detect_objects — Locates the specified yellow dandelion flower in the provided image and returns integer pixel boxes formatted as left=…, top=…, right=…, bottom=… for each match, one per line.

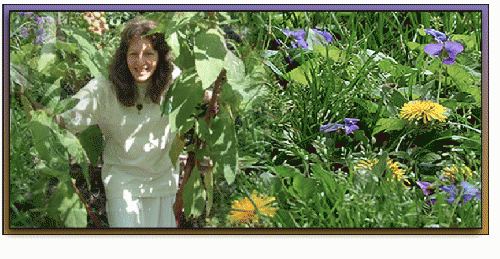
left=228, top=190, right=278, bottom=224
left=354, top=159, right=377, bottom=171
left=442, top=165, right=473, bottom=180
left=399, top=100, right=447, bottom=123
left=355, top=158, right=410, bottom=187
left=387, top=159, right=411, bottom=187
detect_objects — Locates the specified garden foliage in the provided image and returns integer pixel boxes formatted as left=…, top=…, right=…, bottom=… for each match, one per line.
left=9, top=11, right=483, bottom=228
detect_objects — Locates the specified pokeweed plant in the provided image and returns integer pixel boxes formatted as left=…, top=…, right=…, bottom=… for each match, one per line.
left=146, top=12, right=254, bottom=224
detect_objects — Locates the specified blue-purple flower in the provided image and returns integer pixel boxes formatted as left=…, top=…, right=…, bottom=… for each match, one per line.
left=461, top=181, right=481, bottom=203
left=282, top=29, right=308, bottom=49
left=440, top=185, right=458, bottom=204
left=19, top=27, right=29, bottom=38
left=282, top=28, right=334, bottom=49
left=320, top=118, right=360, bottom=135
left=416, top=181, right=434, bottom=196
left=312, top=29, right=333, bottom=43
left=423, top=28, right=464, bottom=65
left=439, top=181, right=480, bottom=204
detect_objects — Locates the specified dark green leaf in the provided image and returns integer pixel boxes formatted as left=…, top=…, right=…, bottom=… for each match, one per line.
left=182, top=166, right=206, bottom=218
left=78, top=125, right=104, bottom=166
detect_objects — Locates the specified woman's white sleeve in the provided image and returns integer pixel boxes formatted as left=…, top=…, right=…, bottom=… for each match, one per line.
left=61, top=78, right=106, bottom=134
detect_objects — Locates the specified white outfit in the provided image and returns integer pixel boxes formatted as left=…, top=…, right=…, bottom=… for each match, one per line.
left=62, top=73, right=180, bottom=228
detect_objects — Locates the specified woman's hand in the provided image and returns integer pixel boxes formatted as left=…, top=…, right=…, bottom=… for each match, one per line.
left=202, top=90, right=212, bottom=103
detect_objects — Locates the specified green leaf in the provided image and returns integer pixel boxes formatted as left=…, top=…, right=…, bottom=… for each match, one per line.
left=194, top=29, right=228, bottom=89
left=306, top=28, right=329, bottom=48
left=167, top=69, right=204, bottom=134
left=373, top=118, right=406, bottom=135
left=48, top=179, right=87, bottom=227
left=224, top=51, right=245, bottom=86
left=40, top=78, right=62, bottom=109
left=313, top=45, right=342, bottom=61
left=37, top=51, right=56, bottom=73
left=29, top=111, right=69, bottom=172
left=204, top=167, right=214, bottom=216
left=389, top=89, right=408, bottom=109
left=406, top=41, right=422, bottom=51
left=58, top=130, right=90, bottom=186
left=419, top=152, right=441, bottom=163
left=174, top=33, right=196, bottom=70
left=451, top=34, right=476, bottom=50
left=55, top=39, right=78, bottom=54
left=182, top=166, right=206, bottom=218
left=271, top=165, right=299, bottom=178
left=211, top=106, right=238, bottom=185
left=61, top=26, right=107, bottom=77
left=287, top=58, right=319, bottom=85
left=275, top=209, right=299, bottom=228
left=373, top=152, right=389, bottom=178
left=78, top=125, right=104, bottom=166
left=447, top=64, right=481, bottom=106
left=169, top=134, right=185, bottom=171
left=292, top=174, right=316, bottom=200
left=53, top=97, right=79, bottom=115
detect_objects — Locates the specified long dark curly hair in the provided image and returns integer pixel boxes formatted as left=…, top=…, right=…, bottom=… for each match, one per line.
left=107, top=17, right=174, bottom=107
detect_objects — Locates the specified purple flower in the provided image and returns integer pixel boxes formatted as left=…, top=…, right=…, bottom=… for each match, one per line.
left=34, top=27, right=46, bottom=45
left=423, top=28, right=464, bottom=65
left=440, top=185, right=458, bottom=204
left=319, top=122, right=343, bottom=133
left=282, top=29, right=308, bottom=49
left=19, top=27, right=29, bottom=38
left=320, top=118, right=360, bottom=135
left=33, top=14, right=43, bottom=25
left=461, top=181, right=481, bottom=203
left=312, top=29, right=333, bottom=43
left=43, top=16, right=55, bottom=24
left=416, top=181, right=434, bottom=196
left=344, top=118, right=360, bottom=135
left=19, top=12, right=33, bottom=18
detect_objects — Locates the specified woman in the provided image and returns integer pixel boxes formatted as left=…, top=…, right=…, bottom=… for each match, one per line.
left=55, top=17, right=182, bottom=228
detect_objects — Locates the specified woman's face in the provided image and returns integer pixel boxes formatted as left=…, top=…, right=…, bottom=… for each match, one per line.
left=126, top=37, right=159, bottom=83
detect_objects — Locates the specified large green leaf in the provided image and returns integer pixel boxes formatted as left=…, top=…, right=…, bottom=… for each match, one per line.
left=373, top=118, right=406, bottom=135
left=204, top=166, right=214, bottom=216
left=224, top=51, right=245, bottom=87
left=29, top=111, right=69, bottom=172
left=447, top=64, right=481, bottom=106
left=78, top=125, right=104, bottom=166
left=211, top=105, right=238, bottom=185
left=60, top=26, right=107, bottom=78
left=182, top=165, right=206, bottom=218
left=48, top=179, right=87, bottom=228
left=194, top=29, right=228, bottom=89
left=292, top=174, right=316, bottom=200
left=166, top=68, right=204, bottom=135
left=58, top=130, right=90, bottom=186
left=40, top=78, right=62, bottom=109
left=287, top=58, right=320, bottom=85
left=173, top=32, right=196, bottom=71
left=169, top=134, right=185, bottom=171
left=313, top=45, right=342, bottom=61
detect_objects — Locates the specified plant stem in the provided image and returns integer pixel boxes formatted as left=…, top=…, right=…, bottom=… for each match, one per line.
left=437, top=62, right=443, bottom=103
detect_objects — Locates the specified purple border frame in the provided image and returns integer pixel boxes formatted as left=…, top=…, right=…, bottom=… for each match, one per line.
left=3, top=4, right=489, bottom=234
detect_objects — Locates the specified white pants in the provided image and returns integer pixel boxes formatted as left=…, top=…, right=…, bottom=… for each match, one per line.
left=106, top=194, right=177, bottom=228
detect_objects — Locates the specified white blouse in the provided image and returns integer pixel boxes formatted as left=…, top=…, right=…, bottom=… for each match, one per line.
left=62, top=72, right=181, bottom=199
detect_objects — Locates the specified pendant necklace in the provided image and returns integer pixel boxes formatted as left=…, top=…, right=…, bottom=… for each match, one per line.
left=136, top=83, right=148, bottom=115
